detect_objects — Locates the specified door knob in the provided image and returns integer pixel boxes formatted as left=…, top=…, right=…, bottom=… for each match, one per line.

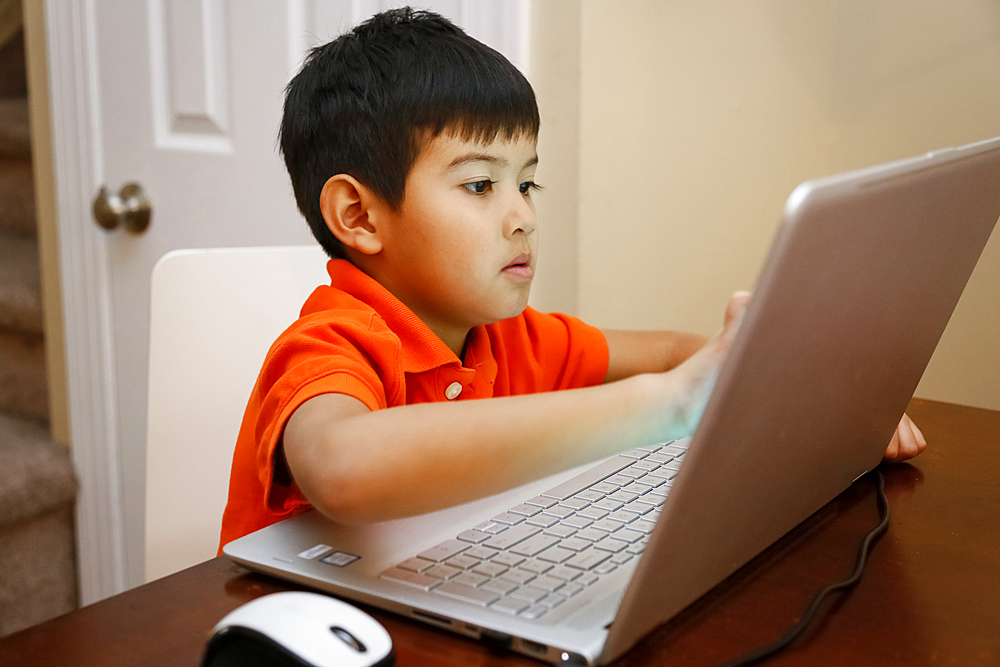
left=93, top=182, right=152, bottom=233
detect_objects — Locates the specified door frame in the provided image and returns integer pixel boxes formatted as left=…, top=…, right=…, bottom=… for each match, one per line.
left=45, top=0, right=531, bottom=605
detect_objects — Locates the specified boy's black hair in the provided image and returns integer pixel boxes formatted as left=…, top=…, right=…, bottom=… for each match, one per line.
left=280, top=7, right=540, bottom=259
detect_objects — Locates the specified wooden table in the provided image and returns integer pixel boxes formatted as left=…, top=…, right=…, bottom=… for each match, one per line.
left=2, top=398, right=998, bottom=666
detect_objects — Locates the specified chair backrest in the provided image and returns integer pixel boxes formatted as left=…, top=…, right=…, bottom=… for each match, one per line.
left=145, top=246, right=329, bottom=582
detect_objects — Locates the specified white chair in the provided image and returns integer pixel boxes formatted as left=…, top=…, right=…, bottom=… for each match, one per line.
left=145, top=245, right=330, bottom=582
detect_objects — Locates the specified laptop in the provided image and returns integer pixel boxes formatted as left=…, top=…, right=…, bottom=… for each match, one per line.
left=224, top=136, right=1000, bottom=665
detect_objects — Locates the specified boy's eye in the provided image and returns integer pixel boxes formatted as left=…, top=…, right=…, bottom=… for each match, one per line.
left=519, top=181, right=541, bottom=195
left=464, top=180, right=493, bottom=194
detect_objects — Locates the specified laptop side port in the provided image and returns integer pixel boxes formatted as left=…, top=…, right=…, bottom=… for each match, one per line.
left=411, top=609, right=452, bottom=627
left=520, top=638, right=548, bottom=656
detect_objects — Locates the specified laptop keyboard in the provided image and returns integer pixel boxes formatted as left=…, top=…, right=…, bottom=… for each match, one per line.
left=379, top=441, right=686, bottom=620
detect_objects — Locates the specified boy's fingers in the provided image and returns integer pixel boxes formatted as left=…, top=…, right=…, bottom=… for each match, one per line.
left=724, top=291, right=752, bottom=328
left=884, top=429, right=900, bottom=460
left=884, top=415, right=926, bottom=462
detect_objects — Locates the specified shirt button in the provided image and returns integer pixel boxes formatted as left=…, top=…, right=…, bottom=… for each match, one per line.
left=444, top=382, right=463, bottom=400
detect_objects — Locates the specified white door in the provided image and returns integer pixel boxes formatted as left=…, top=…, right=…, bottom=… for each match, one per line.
left=46, top=0, right=528, bottom=604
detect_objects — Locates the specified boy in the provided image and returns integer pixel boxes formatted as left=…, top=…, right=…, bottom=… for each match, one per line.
left=219, top=8, right=924, bottom=549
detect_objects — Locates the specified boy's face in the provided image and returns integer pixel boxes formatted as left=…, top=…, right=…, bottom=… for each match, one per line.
left=374, top=130, right=539, bottom=353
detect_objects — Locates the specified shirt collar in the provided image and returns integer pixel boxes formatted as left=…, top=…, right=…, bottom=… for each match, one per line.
left=320, top=259, right=495, bottom=376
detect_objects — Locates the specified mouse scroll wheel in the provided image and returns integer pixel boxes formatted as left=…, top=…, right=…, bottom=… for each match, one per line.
left=330, top=626, right=367, bottom=653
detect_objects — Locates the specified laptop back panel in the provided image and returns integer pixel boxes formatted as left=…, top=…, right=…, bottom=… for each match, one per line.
left=602, top=138, right=1000, bottom=661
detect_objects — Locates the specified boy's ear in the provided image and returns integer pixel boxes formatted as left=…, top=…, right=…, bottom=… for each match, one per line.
left=319, top=175, right=384, bottom=255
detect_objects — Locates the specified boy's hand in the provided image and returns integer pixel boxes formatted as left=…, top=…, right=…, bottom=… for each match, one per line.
left=650, top=291, right=752, bottom=441
left=883, top=413, right=926, bottom=462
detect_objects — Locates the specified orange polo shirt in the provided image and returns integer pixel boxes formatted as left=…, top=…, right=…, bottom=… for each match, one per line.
left=218, top=259, right=609, bottom=550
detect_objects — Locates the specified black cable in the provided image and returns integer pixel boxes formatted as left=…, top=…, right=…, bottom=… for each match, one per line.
left=720, top=469, right=890, bottom=667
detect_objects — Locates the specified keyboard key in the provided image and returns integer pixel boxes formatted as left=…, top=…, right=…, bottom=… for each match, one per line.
left=615, top=528, right=645, bottom=543
left=425, top=564, right=463, bottom=580
left=452, top=572, right=489, bottom=588
left=562, top=516, right=593, bottom=529
left=562, top=583, right=585, bottom=597
left=630, top=519, right=656, bottom=534
left=565, top=549, right=612, bottom=571
left=540, top=456, right=634, bottom=500
left=510, top=534, right=559, bottom=557
left=592, top=499, right=624, bottom=512
left=492, top=512, right=524, bottom=525
left=592, top=518, right=625, bottom=532
left=491, top=596, right=530, bottom=615
left=631, top=460, right=660, bottom=471
left=610, top=552, right=634, bottom=565
left=397, top=557, right=433, bottom=573
left=664, top=444, right=687, bottom=456
left=593, top=537, right=629, bottom=553
left=444, top=554, right=479, bottom=569
left=619, top=466, right=649, bottom=479
left=543, top=524, right=577, bottom=539
left=380, top=567, right=440, bottom=591
left=418, top=540, right=468, bottom=562
left=603, top=474, right=632, bottom=487
left=464, top=546, right=498, bottom=560
left=510, top=585, right=548, bottom=603
left=578, top=573, right=599, bottom=587
left=644, top=453, right=672, bottom=464
left=518, top=560, right=552, bottom=575
left=607, top=490, right=638, bottom=503
left=500, top=569, right=536, bottom=585
left=561, top=497, right=590, bottom=510
left=594, top=562, right=618, bottom=576
left=472, top=561, right=508, bottom=578
left=622, top=500, right=654, bottom=515
left=577, top=507, right=609, bottom=521
left=574, top=528, right=606, bottom=542
left=574, top=490, right=605, bottom=502
left=590, top=482, right=619, bottom=495
left=482, top=579, right=519, bottom=596
left=619, top=448, right=650, bottom=459
left=476, top=522, right=509, bottom=534
left=483, top=524, right=540, bottom=550
left=530, top=575, right=565, bottom=593
left=664, top=460, right=684, bottom=472
left=606, top=511, right=636, bottom=524
left=491, top=552, right=526, bottom=567
left=621, top=481, right=653, bottom=495
left=526, top=514, right=560, bottom=528
left=524, top=495, right=557, bottom=508
left=435, top=582, right=500, bottom=607
left=508, top=503, right=541, bottom=516
left=537, top=546, right=575, bottom=564
left=457, top=529, right=491, bottom=544
left=559, top=537, right=593, bottom=552
left=546, top=565, right=581, bottom=581
left=544, top=593, right=568, bottom=609
left=521, top=605, right=548, bottom=620
left=545, top=505, right=575, bottom=519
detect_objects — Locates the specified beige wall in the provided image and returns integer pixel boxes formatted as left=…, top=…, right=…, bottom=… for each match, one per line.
left=532, top=0, right=1000, bottom=410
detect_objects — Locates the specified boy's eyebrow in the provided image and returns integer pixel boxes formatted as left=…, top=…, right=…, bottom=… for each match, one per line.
left=448, top=152, right=539, bottom=171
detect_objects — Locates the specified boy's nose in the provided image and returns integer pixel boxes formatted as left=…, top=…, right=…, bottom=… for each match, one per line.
left=503, top=191, right=536, bottom=237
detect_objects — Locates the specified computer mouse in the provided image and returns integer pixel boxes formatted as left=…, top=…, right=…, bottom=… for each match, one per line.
left=201, top=591, right=395, bottom=667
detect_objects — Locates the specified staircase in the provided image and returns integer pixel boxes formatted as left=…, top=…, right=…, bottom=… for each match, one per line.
left=0, top=14, right=79, bottom=637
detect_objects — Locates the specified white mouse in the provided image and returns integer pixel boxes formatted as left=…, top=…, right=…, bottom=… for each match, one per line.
left=201, top=591, right=395, bottom=667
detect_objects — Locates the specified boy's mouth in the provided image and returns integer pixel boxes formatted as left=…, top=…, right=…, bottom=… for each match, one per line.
left=502, top=253, right=534, bottom=280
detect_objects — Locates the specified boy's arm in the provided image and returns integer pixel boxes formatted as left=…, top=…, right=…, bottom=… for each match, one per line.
left=602, top=324, right=926, bottom=462
left=602, top=329, right=708, bottom=383
left=283, top=294, right=749, bottom=526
